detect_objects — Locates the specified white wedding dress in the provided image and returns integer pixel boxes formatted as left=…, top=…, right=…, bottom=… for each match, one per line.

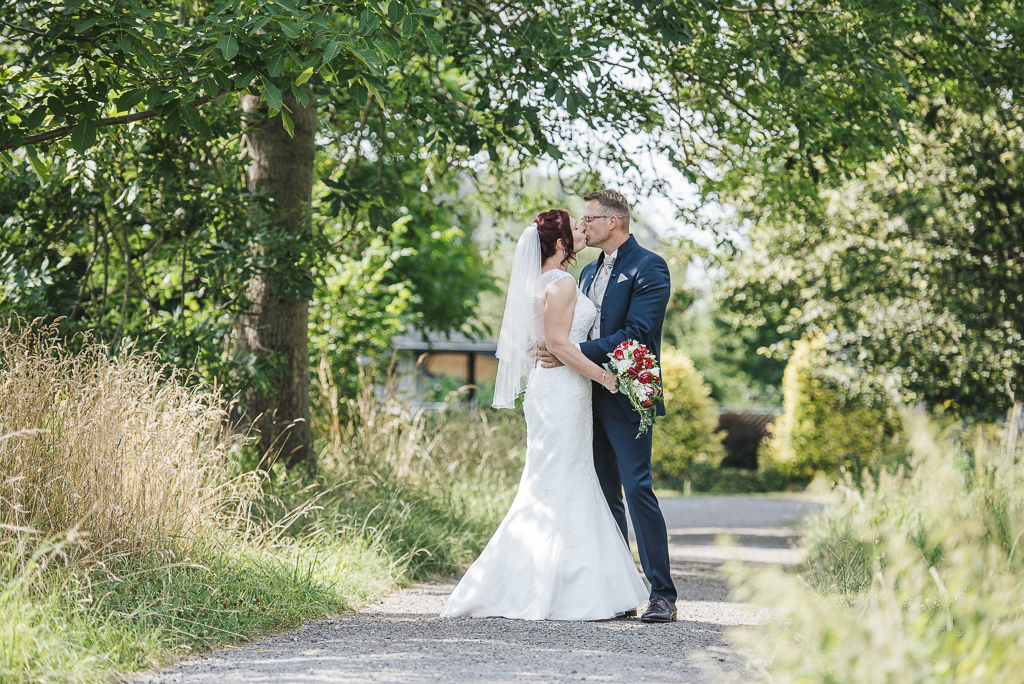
left=440, top=270, right=649, bottom=620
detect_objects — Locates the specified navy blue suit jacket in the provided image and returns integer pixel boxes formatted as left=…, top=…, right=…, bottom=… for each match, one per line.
left=579, top=235, right=671, bottom=421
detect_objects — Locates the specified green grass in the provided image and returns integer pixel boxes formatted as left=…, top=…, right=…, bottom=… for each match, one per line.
left=0, top=446, right=516, bottom=684
left=729, top=409, right=1024, bottom=683
left=0, top=324, right=524, bottom=684
left=0, top=535, right=396, bottom=683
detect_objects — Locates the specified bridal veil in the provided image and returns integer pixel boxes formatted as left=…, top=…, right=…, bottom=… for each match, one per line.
left=492, top=223, right=542, bottom=409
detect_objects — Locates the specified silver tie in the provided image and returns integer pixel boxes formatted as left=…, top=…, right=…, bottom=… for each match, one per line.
left=588, top=253, right=615, bottom=340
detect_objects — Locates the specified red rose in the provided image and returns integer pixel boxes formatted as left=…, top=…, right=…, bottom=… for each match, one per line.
left=613, top=349, right=625, bottom=360
left=643, top=357, right=653, bottom=369
left=642, top=400, right=653, bottom=407
left=632, top=348, right=645, bottom=363
left=638, top=371, right=653, bottom=384
left=627, top=367, right=639, bottom=378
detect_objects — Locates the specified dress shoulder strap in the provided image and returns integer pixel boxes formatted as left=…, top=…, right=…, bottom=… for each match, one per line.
left=538, top=269, right=575, bottom=292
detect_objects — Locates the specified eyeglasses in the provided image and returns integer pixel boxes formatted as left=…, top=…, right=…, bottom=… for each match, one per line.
left=580, top=215, right=623, bottom=225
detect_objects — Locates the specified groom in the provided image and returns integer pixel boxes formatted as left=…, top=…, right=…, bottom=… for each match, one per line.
left=539, top=189, right=676, bottom=623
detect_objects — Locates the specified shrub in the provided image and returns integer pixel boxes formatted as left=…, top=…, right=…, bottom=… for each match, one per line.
left=685, top=463, right=792, bottom=494
left=731, top=407, right=1024, bottom=683
left=760, top=337, right=906, bottom=482
left=651, top=347, right=725, bottom=481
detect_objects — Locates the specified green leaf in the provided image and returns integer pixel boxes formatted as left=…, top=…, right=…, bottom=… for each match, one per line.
left=218, top=33, right=238, bottom=60
left=251, top=16, right=272, bottom=34
left=262, top=80, right=283, bottom=111
left=271, top=0, right=303, bottom=16
left=388, top=1, right=406, bottom=24
left=267, top=51, right=285, bottom=78
left=290, top=84, right=309, bottom=107
left=350, top=46, right=382, bottom=71
left=70, top=119, right=97, bottom=154
left=359, top=9, right=380, bottom=36
left=308, top=11, right=330, bottom=29
left=365, top=82, right=385, bottom=109
left=323, top=41, right=341, bottom=64
left=161, top=107, right=182, bottom=132
left=115, top=89, right=148, bottom=111
left=401, top=13, right=418, bottom=37
left=24, top=106, right=47, bottom=130
left=294, top=67, right=314, bottom=86
left=421, top=25, right=443, bottom=55
left=281, top=109, right=294, bottom=137
left=197, top=116, right=212, bottom=140
left=412, top=7, right=441, bottom=16
left=179, top=103, right=202, bottom=130
left=374, top=40, right=397, bottom=60
left=213, top=69, right=232, bottom=92
left=278, top=20, right=302, bottom=38
left=235, top=70, right=257, bottom=89
left=368, top=203, right=384, bottom=229
left=25, top=148, right=50, bottom=184
left=147, top=86, right=171, bottom=107
left=151, top=21, right=167, bottom=39
left=74, top=17, right=100, bottom=32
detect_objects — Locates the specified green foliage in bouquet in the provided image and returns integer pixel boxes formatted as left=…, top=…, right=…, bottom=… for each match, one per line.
left=651, top=347, right=725, bottom=482
left=761, top=338, right=907, bottom=483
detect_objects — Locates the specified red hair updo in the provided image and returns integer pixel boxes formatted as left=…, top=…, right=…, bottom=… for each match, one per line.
left=534, top=208, right=575, bottom=268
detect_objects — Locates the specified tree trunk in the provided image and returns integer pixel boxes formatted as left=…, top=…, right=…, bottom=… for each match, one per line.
left=237, top=93, right=316, bottom=476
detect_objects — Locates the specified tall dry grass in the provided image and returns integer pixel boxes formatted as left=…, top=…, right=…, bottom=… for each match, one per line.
left=301, top=366, right=526, bottom=577
left=0, top=323, right=402, bottom=684
left=0, top=322, right=524, bottom=683
left=314, top=361, right=526, bottom=483
left=0, top=320, right=236, bottom=557
left=333, top=380, right=525, bottom=482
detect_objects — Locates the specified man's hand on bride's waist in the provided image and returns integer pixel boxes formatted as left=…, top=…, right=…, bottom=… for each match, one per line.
left=536, top=346, right=564, bottom=369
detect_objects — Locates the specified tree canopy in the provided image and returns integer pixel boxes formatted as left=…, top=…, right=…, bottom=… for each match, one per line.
left=2, top=0, right=1020, bottom=449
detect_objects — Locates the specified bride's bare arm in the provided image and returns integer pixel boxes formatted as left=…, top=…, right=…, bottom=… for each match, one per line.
left=543, top=278, right=618, bottom=392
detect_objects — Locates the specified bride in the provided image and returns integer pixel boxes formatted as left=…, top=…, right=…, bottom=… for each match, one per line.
left=439, top=209, right=649, bottom=620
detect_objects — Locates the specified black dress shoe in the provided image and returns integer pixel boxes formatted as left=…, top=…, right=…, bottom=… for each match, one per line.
left=640, top=597, right=677, bottom=623
left=614, top=608, right=637, bottom=619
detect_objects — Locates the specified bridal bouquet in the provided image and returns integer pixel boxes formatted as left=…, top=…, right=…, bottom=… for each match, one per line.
left=604, top=340, right=663, bottom=436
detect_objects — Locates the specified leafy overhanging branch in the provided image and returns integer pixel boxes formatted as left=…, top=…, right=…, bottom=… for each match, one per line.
left=1, top=88, right=239, bottom=151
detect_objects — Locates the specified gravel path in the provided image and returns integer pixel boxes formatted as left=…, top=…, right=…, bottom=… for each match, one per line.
left=134, top=495, right=823, bottom=684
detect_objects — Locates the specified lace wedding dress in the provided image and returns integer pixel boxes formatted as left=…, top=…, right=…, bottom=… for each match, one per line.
left=440, top=270, right=649, bottom=620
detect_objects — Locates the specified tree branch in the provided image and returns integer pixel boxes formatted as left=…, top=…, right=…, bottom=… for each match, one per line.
left=0, top=18, right=49, bottom=38
left=1, top=88, right=239, bottom=152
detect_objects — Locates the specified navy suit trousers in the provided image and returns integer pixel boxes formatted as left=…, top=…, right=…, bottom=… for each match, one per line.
left=592, top=390, right=677, bottom=602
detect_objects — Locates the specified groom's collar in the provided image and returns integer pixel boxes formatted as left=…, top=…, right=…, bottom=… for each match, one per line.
left=603, top=235, right=637, bottom=265
left=616, top=235, right=638, bottom=259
